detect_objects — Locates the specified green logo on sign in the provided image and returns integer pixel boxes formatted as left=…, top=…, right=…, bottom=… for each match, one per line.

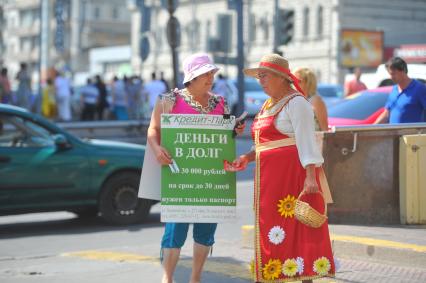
left=162, top=115, right=172, bottom=124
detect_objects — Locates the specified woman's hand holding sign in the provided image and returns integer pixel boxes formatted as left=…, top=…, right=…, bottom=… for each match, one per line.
left=153, top=144, right=173, bottom=166
left=232, top=111, right=248, bottom=137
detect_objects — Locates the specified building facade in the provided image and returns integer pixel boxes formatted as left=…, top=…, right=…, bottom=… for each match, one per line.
left=0, top=1, right=6, bottom=67
left=1, top=0, right=131, bottom=87
left=130, top=0, right=426, bottom=85
left=1, top=0, right=424, bottom=89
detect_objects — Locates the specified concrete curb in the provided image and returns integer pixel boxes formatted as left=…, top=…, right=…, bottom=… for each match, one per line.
left=241, top=225, right=426, bottom=269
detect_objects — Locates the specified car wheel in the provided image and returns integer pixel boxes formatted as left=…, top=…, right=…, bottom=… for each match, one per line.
left=99, top=172, right=152, bottom=225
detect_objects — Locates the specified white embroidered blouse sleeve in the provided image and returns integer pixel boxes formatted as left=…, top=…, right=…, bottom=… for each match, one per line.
left=287, top=97, right=324, bottom=168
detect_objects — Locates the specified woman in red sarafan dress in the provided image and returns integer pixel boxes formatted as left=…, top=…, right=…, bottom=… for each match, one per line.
left=230, top=54, right=335, bottom=282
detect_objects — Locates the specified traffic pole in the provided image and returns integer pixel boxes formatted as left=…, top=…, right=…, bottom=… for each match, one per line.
left=235, top=0, right=245, bottom=116
left=167, top=0, right=180, bottom=89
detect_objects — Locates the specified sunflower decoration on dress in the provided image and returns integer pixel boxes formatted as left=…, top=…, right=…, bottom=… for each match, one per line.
left=282, top=258, right=298, bottom=277
left=277, top=194, right=296, bottom=218
left=268, top=226, right=286, bottom=245
left=313, top=257, right=331, bottom=276
left=263, top=258, right=282, bottom=280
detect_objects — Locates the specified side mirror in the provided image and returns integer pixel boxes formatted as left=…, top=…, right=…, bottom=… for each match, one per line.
left=53, top=134, right=71, bottom=149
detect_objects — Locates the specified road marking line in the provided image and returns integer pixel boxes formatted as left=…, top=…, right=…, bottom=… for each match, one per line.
left=62, top=250, right=159, bottom=264
left=330, top=234, right=426, bottom=252
left=242, top=225, right=426, bottom=253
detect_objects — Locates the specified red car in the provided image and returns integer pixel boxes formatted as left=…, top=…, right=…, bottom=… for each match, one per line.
left=328, top=86, right=393, bottom=126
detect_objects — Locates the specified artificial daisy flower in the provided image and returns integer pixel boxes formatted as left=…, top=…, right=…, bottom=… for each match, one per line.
left=263, top=258, right=282, bottom=280
left=282, top=258, right=298, bottom=277
left=277, top=194, right=296, bottom=218
left=296, top=257, right=304, bottom=275
left=313, top=257, right=331, bottom=276
left=268, top=226, right=286, bottom=245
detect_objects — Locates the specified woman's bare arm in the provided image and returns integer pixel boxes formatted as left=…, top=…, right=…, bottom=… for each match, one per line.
left=147, top=100, right=172, bottom=165
left=311, top=96, right=329, bottom=131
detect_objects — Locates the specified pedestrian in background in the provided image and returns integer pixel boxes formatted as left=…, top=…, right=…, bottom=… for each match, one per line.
left=212, top=73, right=228, bottom=97
left=229, top=54, right=334, bottom=282
left=95, top=75, right=109, bottom=120
left=0, top=68, right=12, bottom=104
left=374, top=57, right=426, bottom=124
left=125, top=75, right=143, bottom=119
left=110, top=76, right=129, bottom=120
left=143, top=72, right=167, bottom=113
left=344, top=67, right=367, bottom=96
left=54, top=70, right=72, bottom=122
left=142, top=53, right=244, bottom=283
left=294, top=67, right=329, bottom=131
left=160, top=71, right=170, bottom=91
left=139, top=84, right=151, bottom=120
left=132, top=75, right=144, bottom=119
left=213, top=73, right=237, bottom=114
left=15, top=63, right=32, bottom=109
left=80, top=78, right=99, bottom=121
left=41, top=78, right=57, bottom=120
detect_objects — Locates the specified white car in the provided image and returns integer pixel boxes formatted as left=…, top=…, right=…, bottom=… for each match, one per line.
left=345, top=63, right=426, bottom=89
left=232, top=79, right=343, bottom=116
left=230, top=78, right=268, bottom=117
left=317, top=83, right=344, bottom=107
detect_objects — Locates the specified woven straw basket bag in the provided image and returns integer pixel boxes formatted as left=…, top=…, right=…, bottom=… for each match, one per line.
left=295, top=190, right=327, bottom=228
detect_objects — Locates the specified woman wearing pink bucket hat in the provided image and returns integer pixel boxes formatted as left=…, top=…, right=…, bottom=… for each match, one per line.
left=229, top=54, right=334, bottom=282
left=145, top=53, right=245, bottom=283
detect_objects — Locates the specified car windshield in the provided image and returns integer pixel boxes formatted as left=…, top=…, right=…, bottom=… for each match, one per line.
left=317, top=85, right=343, bottom=97
left=0, top=114, right=56, bottom=147
left=245, top=79, right=263, bottom=91
left=328, top=92, right=389, bottom=120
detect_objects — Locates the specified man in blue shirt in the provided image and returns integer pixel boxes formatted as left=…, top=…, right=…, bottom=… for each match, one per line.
left=374, top=57, right=426, bottom=124
left=80, top=78, right=100, bottom=121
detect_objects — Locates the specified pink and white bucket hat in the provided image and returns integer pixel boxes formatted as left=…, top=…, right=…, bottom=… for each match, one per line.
left=182, top=53, right=219, bottom=84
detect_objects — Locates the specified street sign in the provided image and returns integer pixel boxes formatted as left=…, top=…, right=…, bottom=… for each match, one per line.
left=160, top=114, right=236, bottom=223
left=161, top=0, right=179, bottom=13
left=276, top=9, right=294, bottom=45
left=166, top=16, right=181, bottom=48
left=139, top=35, right=150, bottom=61
left=54, top=0, right=65, bottom=52
left=213, top=55, right=238, bottom=65
left=227, top=0, right=237, bottom=10
left=217, top=13, right=232, bottom=53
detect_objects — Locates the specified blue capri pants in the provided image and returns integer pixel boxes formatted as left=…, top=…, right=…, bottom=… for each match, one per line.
left=161, top=222, right=217, bottom=248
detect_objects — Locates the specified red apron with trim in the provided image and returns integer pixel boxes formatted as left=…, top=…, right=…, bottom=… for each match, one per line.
left=251, top=96, right=335, bottom=282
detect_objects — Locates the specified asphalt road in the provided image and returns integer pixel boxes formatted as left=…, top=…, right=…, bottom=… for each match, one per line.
left=1, top=138, right=425, bottom=283
left=0, top=138, right=255, bottom=283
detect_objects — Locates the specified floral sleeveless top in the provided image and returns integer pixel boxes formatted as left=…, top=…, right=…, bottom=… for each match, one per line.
left=160, top=88, right=230, bottom=115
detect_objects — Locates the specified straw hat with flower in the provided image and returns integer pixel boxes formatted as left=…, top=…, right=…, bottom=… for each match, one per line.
left=243, top=53, right=305, bottom=95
